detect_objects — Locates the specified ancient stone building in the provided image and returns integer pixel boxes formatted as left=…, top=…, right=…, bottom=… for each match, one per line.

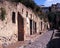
left=0, top=1, right=49, bottom=46
left=50, top=3, right=60, bottom=12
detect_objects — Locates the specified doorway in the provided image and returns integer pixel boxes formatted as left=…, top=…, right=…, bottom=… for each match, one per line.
left=17, top=12, right=24, bottom=41
left=30, top=20, right=33, bottom=35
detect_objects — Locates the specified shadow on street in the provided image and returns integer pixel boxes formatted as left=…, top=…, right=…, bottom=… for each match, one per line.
left=55, top=33, right=60, bottom=37
left=46, top=30, right=60, bottom=48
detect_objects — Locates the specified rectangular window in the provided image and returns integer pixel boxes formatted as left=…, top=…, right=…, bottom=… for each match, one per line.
left=22, top=8, right=23, bottom=14
left=30, top=14, right=32, bottom=18
left=12, top=12, right=15, bottom=23
left=41, top=22, right=42, bottom=30
left=26, top=11, right=28, bottom=17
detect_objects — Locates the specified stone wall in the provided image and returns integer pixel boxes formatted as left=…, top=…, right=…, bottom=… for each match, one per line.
left=0, top=1, right=18, bottom=45
left=0, top=1, right=49, bottom=46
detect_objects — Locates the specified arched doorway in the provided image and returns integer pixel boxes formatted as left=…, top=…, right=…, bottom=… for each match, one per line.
left=17, top=12, right=24, bottom=41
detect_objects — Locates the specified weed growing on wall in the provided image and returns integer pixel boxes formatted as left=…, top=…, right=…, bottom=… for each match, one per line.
left=0, top=7, right=6, bottom=21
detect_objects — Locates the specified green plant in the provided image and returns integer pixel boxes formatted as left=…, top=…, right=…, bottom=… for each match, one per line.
left=0, top=7, right=6, bottom=21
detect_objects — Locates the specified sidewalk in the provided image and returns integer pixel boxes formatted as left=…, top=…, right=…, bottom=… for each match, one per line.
left=23, top=30, right=53, bottom=48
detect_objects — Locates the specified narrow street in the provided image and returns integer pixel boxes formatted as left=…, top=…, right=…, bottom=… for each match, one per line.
left=18, top=30, right=54, bottom=48
left=4, top=30, right=60, bottom=48
left=0, top=0, right=60, bottom=48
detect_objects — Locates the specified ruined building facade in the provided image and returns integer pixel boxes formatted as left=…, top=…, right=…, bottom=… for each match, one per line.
left=0, top=1, right=49, bottom=45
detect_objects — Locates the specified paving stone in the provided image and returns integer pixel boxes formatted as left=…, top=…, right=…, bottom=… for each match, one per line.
left=23, top=30, right=53, bottom=48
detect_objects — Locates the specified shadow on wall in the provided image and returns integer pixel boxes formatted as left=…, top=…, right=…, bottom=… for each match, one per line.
left=46, top=30, right=60, bottom=48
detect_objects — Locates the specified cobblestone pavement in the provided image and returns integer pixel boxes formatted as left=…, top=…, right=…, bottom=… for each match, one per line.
left=19, top=30, right=54, bottom=48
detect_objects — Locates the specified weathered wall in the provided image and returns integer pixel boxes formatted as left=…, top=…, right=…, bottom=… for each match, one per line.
left=17, top=3, right=44, bottom=41
left=0, top=1, right=49, bottom=46
left=0, top=1, right=18, bottom=45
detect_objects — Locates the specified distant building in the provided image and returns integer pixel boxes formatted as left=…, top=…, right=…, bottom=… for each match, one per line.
left=51, top=3, right=60, bottom=12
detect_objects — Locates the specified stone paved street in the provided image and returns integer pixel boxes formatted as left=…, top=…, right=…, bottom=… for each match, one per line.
left=18, top=30, right=54, bottom=48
